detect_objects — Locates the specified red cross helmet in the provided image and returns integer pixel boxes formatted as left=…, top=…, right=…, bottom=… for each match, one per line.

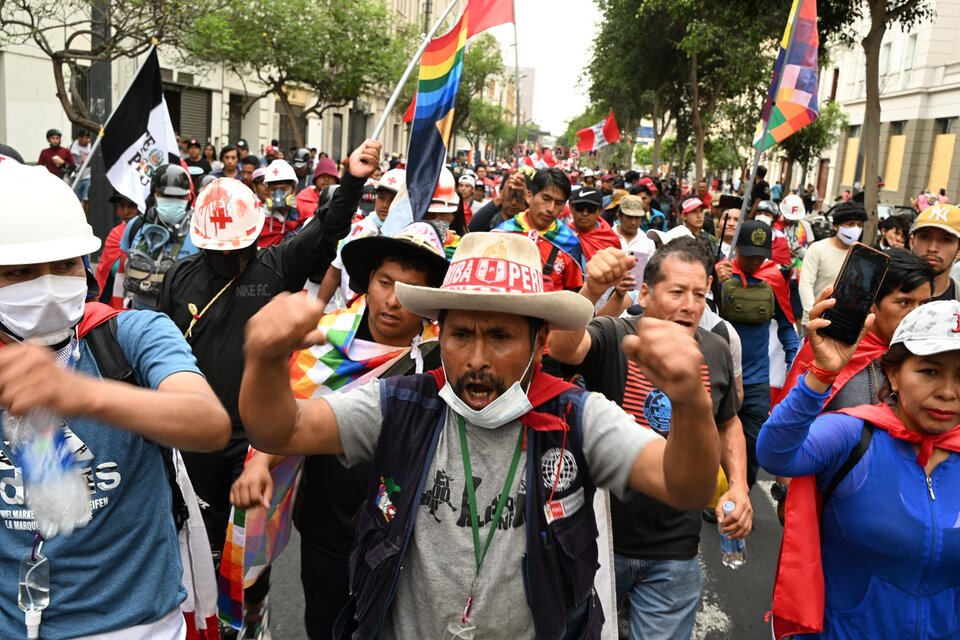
left=264, top=159, right=297, bottom=184
left=428, top=167, right=460, bottom=214
left=190, top=178, right=265, bottom=250
left=376, top=168, right=406, bottom=194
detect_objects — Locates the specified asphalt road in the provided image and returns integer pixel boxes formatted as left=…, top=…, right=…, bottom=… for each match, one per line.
left=262, top=474, right=781, bottom=639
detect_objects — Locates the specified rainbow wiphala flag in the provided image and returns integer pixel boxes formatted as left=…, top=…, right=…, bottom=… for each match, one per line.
left=755, top=0, right=819, bottom=151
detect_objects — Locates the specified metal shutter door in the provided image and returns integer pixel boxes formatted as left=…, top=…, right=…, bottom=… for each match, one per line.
left=180, top=88, right=210, bottom=142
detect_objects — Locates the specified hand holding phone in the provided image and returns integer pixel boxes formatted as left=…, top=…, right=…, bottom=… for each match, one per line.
left=815, top=243, right=889, bottom=346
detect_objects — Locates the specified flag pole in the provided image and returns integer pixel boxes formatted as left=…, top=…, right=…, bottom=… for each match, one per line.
left=512, top=0, right=522, bottom=166
left=71, top=43, right=162, bottom=190
left=725, top=1, right=803, bottom=262
left=371, top=0, right=462, bottom=142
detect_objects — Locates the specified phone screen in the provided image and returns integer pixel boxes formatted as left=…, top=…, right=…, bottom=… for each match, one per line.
left=820, top=243, right=891, bottom=345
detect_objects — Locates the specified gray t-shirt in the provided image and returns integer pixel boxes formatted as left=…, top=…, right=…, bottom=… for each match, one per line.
left=326, top=379, right=660, bottom=640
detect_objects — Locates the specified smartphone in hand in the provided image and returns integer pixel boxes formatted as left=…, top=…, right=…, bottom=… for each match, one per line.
left=820, top=243, right=891, bottom=345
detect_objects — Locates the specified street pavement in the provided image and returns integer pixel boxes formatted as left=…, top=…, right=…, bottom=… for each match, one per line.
left=264, top=473, right=781, bottom=639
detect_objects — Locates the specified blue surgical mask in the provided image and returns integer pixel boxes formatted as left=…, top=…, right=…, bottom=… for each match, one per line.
left=155, top=197, right=188, bottom=225
left=438, top=352, right=535, bottom=430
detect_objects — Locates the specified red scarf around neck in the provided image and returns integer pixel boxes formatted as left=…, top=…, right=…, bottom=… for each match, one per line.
left=775, top=331, right=888, bottom=406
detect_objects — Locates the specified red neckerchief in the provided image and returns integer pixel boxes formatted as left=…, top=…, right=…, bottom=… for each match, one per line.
left=569, top=218, right=621, bottom=262
left=430, top=363, right=577, bottom=435
left=838, top=402, right=960, bottom=468
left=77, top=302, right=124, bottom=338
left=770, top=402, right=960, bottom=638
left=726, top=258, right=795, bottom=325
left=0, top=302, right=122, bottom=351
left=775, top=331, right=888, bottom=405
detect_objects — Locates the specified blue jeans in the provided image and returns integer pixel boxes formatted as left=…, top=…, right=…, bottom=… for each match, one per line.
left=614, top=554, right=702, bottom=640
left=739, top=382, right=770, bottom=488
left=73, top=177, right=90, bottom=201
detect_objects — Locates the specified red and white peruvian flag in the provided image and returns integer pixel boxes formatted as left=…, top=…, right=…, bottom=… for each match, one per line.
left=524, top=148, right=559, bottom=170
left=576, top=111, right=620, bottom=153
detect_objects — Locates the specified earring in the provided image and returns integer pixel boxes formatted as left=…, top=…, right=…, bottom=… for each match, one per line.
left=888, top=391, right=899, bottom=406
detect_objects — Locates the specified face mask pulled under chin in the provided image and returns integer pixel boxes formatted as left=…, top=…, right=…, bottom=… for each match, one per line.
left=438, top=354, right=535, bottom=430
left=836, top=225, right=862, bottom=245
left=0, top=275, right=87, bottom=346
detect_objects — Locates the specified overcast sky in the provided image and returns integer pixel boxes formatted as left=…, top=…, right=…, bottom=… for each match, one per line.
left=485, top=0, right=602, bottom=135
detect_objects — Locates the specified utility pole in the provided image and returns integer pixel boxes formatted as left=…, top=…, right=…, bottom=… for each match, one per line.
left=89, top=0, right=112, bottom=252
left=424, top=0, right=433, bottom=34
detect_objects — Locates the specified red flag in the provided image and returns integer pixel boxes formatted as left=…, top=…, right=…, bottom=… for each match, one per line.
left=466, top=0, right=515, bottom=39
left=402, top=93, right=417, bottom=124
left=542, top=148, right=557, bottom=168
left=575, top=111, right=621, bottom=152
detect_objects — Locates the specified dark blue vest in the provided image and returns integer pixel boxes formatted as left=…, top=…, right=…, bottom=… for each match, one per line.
left=340, top=373, right=605, bottom=639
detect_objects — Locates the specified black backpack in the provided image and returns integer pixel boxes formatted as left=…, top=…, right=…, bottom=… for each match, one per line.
left=85, top=318, right=190, bottom=531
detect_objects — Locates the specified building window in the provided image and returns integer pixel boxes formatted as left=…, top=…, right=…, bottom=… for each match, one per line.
left=935, top=117, right=956, bottom=135
left=830, top=68, right=839, bottom=101
left=848, top=125, right=861, bottom=138
left=880, top=42, right=891, bottom=75
left=889, top=121, right=906, bottom=136
left=903, top=34, right=917, bottom=70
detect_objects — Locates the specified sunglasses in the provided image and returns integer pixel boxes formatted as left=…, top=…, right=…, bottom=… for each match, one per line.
left=574, top=204, right=600, bottom=214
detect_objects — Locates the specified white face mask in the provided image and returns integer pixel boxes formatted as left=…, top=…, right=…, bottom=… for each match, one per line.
left=0, top=275, right=87, bottom=346
left=837, top=225, right=862, bottom=245
left=438, top=353, right=535, bottom=430
left=755, top=214, right=773, bottom=226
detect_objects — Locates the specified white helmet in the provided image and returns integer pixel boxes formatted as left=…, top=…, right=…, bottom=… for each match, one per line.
left=190, top=178, right=265, bottom=250
left=376, top=168, right=406, bottom=194
left=428, top=167, right=460, bottom=214
left=264, top=159, right=297, bottom=184
left=0, top=163, right=100, bottom=265
left=780, top=194, right=805, bottom=221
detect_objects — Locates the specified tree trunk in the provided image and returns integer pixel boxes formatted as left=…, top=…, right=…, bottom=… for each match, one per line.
left=52, top=57, right=99, bottom=133
left=783, top=160, right=794, bottom=195
left=651, top=91, right=662, bottom=172
left=860, top=0, right=886, bottom=244
left=276, top=87, right=305, bottom=149
left=689, top=51, right=705, bottom=182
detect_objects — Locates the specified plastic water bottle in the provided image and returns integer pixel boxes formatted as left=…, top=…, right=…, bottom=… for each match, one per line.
left=18, top=410, right=91, bottom=538
left=718, top=500, right=746, bottom=569
left=19, top=551, right=49, bottom=639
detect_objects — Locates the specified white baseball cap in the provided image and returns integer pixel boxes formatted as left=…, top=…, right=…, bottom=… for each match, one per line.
left=890, top=300, right=960, bottom=356
left=646, top=225, right=694, bottom=247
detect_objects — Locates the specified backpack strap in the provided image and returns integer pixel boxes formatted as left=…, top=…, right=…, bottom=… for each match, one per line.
left=542, top=244, right=560, bottom=276
left=84, top=320, right=190, bottom=531
left=822, top=423, right=874, bottom=507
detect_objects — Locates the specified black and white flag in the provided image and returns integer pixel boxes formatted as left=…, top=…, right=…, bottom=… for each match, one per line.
left=101, top=48, right=180, bottom=212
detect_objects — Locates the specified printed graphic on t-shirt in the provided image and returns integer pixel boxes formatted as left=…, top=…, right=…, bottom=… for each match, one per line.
left=0, top=427, right=120, bottom=530
left=420, top=471, right=527, bottom=530
left=622, top=361, right=711, bottom=435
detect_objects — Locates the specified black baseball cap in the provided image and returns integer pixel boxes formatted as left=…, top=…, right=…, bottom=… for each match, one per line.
left=570, top=187, right=603, bottom=209
left=108, top=190, right=137, bottom=206
left=0, top=143, right=24, bottom=164
left=736, top=220, right=772, bottom=258
left=236, top=138, right=249, bottom=148
left=187, top=138, right=201, bottom=148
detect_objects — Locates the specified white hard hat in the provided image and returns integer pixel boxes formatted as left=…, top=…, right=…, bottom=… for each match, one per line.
left=0, top=163, right=100, bottom=265
left=780, top=194, right=805, bottom=221
left=190, top=178, right=265, bottom=250
left=376, top=168, right=406, bottom=194
left=264, top=159, right=297, bottom=184
left=428, top=168, right=460, bottom=214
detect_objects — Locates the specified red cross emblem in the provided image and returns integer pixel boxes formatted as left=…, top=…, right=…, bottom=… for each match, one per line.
left=272, top=167, right=280, bottom=176
left=386, top=176, right=397, bottom=185
left=209, top=210, right=233, bottom=230
left=953, top=313, right=960, bottom=333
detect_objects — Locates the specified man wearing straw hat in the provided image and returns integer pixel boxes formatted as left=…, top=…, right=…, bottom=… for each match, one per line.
left=239, top=232, right=721, bottom=639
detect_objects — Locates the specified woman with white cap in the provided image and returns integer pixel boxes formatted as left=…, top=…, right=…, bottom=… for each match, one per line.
left=760, top=292, right=960, bottom=639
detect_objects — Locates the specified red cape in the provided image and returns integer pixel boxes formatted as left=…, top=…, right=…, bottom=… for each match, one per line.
left=430, top=364, right=577, bottom=437
left=770, top=402, right=960, bottom=639
left=775, top=331, right=888, bottom=405
left=570, top=218, right=621, bottom=262
left=728, top=258, right=795, bottom=325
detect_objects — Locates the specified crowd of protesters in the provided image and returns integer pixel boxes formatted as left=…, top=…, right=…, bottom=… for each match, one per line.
left=1, top=128, right=959, bottom=640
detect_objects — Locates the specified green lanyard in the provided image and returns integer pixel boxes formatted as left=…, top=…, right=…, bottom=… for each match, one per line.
left=457, top=415, right=525, bottom=576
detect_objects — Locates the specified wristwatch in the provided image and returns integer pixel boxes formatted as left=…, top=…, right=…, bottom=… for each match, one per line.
left=771, top=482, right=789, bottom=503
